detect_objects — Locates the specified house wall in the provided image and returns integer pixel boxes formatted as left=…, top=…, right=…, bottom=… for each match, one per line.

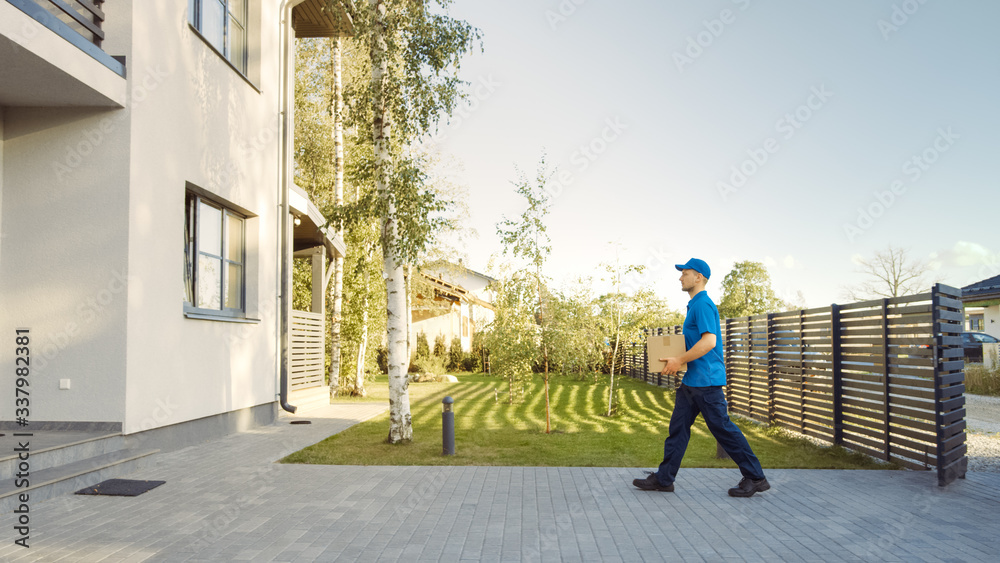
left=0, top=107, right=4, bottom=273
left=412, top=303, right=461, bottom=353
left=0, top=104, right=133, bottom=424
left=984, top=305, right=1000, bottom=340
left=0, top=1, right=287, bottom=432
left=120, top=0, right=282, bottom=434
left=0, top=2, right=136, bottom=424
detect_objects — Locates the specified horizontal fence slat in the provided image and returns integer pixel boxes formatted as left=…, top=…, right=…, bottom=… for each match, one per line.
left=625, top=287, right=966, bottom=485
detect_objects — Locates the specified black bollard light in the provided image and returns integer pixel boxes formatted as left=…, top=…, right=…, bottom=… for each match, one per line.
left=442, top=396, right=455, bottom=456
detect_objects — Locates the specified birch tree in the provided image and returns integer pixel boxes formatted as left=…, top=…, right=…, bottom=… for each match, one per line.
left=348, top=0, right=480, bottom=443
left=329, top=36, right=346, bottom=401
left=600, top=249, right=644, bottom=416
left=496, top=158, right=555, bottom=433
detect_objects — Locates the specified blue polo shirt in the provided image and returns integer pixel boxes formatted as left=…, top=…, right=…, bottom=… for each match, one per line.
left=682, top=290, right=726, bottom=387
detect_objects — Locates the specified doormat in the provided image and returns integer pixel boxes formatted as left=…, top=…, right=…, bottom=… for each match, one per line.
left=75, top=479, right=165, bottom=497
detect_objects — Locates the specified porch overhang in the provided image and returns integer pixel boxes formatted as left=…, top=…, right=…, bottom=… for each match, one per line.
left=292, top=0, right=355, bottom=38
left=289, top=183, right=345, bottom=260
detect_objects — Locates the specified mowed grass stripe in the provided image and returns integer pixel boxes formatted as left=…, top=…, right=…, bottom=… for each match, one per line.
left=281, top=373, right=898, bottom=470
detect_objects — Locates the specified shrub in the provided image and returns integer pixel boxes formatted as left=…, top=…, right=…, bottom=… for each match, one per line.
left=448, top=337, right=464, bottom=371
left=415, top=331, right=431, bottom=359
left=966, top=364, right=1000, bottom=396
left=433, top=334, right=447, bottom=357
left=409, top=354, right=447, bottom=377
left=461, top=354, right=481, bottom=373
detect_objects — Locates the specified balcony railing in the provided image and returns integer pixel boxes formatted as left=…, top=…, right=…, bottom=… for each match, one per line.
left=7, top=0, right=124, bottom=76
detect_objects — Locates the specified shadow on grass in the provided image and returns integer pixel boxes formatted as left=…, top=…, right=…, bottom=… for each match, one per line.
left=281, top=373, right=898, bottom=470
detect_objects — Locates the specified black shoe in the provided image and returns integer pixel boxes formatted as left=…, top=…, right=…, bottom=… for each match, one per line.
left=728, top=477, right=770, bottom=497
left=633, top=472, right=674, bottom=492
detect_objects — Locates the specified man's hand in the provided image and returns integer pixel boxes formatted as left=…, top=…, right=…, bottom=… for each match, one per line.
left=660, top=357, right=682, bottom=375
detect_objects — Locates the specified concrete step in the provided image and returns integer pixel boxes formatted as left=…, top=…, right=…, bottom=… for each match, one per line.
left=0, top=432, right=123, bottom=480
left=0, top=448, right=159, bottom=513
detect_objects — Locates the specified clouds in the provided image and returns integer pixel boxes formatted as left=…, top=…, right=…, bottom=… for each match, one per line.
left=927, top=241, right=1000, bottom=286
left=764, top=255, right=797, bottom=270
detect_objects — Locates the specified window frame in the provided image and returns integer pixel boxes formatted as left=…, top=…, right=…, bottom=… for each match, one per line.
left=188, top=0, right=250, bottom=78
left=184, top=190, right=252, bottom=321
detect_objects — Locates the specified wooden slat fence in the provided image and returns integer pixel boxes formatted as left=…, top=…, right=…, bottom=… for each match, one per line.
left=290, top=310, right=325, bottom=390
left=623, top=284, right=967, bottom=486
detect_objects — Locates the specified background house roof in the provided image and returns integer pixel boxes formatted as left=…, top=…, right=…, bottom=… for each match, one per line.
left=961, top=274, right=1000, bottom=303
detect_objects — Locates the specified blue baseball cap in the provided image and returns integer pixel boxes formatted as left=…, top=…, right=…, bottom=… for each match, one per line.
left=675, top=258, right=711, bottom=280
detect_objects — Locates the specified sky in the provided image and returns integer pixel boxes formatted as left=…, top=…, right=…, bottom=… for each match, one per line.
left=421, top=0, right=1000, bottom=314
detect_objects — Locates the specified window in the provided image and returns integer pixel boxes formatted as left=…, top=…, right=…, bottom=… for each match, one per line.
left=184, top=191, right=246, bottom=316
left=189, top=0, right=248, bottom=75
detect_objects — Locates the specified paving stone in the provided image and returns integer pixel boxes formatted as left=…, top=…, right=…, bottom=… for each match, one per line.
left=0, top=403, right=997, bottom=561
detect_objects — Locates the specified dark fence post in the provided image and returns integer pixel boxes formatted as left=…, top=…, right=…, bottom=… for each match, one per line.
left=724, top=318, right=732, bottom=405
left=880, top=298, right=891, bottom=462
left=643, top=329, right=649, bottom=383
left=933, top=284, right=968, bottom=486
left=767, top=312, right=776, bottom=425
left=831, top=303, right=843, bottom=445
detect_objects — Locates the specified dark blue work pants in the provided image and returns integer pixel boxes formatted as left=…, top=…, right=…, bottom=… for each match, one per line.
left=655, top=384, right=765, bottom=485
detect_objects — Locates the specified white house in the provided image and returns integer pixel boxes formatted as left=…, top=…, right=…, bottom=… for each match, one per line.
left=0, top=0, right=348, bottom=452
left=961, top=275, right=1000, bottom=339
left=411, top=262, right=495, bottom=353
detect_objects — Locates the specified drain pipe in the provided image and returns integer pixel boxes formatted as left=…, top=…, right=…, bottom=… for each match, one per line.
left=278, top=0, right=307, bottom=413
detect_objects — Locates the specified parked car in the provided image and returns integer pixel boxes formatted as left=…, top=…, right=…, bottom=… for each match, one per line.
left=963, top=332, right=1000, bottom=363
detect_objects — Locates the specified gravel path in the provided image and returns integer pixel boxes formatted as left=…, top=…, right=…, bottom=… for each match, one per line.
left=966, top=394, right=1000, bottom=473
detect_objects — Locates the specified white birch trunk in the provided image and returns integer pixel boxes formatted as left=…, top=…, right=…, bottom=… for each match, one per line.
left=354, top=264, right=369, bottom=396
left=371, top=0, right=412, bottom=443
left=329, top=36, right=346, bottom=401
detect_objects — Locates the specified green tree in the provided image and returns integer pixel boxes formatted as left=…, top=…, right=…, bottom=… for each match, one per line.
left=496, top=157, right=556, bottom=432
left=295, top=37, right=383, bottom=398
left=483, top=274, right=538, bottom=403
left=598, top=247, right=645, bottom=416
left=718, top=261, right=788, bottom=319
left=347, top=0, right=480, bottom=443
left=546, top=280, right=604, bottom=378
left=447, top=336, right=463, bottom=371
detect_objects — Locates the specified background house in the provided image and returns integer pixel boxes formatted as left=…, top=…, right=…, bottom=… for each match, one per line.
left=411, top=262, right=495, bottom=353
left=961, top=275, right=1000, bottom=339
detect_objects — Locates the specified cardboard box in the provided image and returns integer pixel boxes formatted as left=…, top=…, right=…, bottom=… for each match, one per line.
left=646, top=334, right=687, bottom=373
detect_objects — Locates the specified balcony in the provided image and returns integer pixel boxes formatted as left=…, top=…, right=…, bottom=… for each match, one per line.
left=0, top=0, right=126, bottom=107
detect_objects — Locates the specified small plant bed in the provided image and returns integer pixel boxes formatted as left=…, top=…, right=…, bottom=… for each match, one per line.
left=281, top=373, right=897, bottom=470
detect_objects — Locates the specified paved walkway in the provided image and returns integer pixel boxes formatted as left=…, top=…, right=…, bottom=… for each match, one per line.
left=2, top=403, right=998, bottom=562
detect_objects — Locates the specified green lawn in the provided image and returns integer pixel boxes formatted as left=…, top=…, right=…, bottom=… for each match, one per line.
left=282, top=373, right=895, bottom=470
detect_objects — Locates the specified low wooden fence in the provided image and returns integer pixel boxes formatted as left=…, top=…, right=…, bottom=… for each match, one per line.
left=290, top=310, right=325, bottom=390
left=623, top=284, right=967, bottom=486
